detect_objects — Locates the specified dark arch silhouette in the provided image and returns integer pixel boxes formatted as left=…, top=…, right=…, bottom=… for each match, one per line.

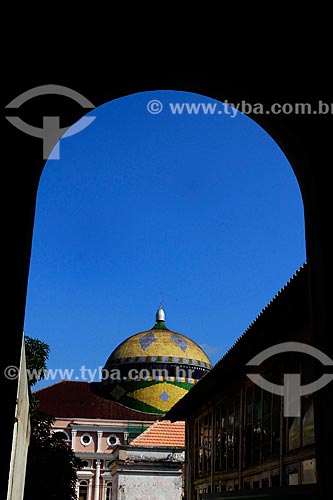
left=2, top=73, right=332, bottom=499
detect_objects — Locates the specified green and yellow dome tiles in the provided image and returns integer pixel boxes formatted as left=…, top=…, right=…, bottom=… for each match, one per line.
left=102, top=307, right=212, bottom=414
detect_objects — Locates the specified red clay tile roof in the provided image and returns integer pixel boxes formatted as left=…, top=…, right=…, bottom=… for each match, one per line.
left=35, top=381, right=160, bottom=421
left=129, top=420, right=185, bottom=447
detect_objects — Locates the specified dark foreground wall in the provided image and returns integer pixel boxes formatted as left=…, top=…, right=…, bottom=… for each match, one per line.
left=2, top=68, right=332, bottom=500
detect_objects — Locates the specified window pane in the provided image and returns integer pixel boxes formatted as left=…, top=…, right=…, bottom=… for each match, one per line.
left=261, top=478, right=269, bottom=488
left=79, top=485, right=88, bottom=500
left=234, top=398, right=240, bottom=469
left=252, top=386, right=261, bottom=465
left=288, top=417, right=301, bottom=450
left=272, top=470, right=280, bottom=488
left=246, top=387, right=253, bottom=424
left=215, top=403, right=226, bottom=472
left=289, top=473, right=299, bottom=485
left=262, top=390, right=272, bottom=417
left=287, top=463, right=299, bottom=485
left=207, top=413, right=212, bottom=474
left=301, top=458, right=317, bottom=484
left=253, top=385, right=261, bottom=421
left=245, top=387, right=253, bottom=467
left=243, top=479, right=250, bottom=490
left=245, top=424, right=252, bottom=467
left=226, top=402, right=234, bottom=470
left=195, top=413, right=213, bottom=477
left=221, top=414, right=226, bottom=471
left=272, top=396, right=280, bottom=457
left=105, top=483, right=112, bottom=500
left=262, top=415, right=271, bottom=461
left=302, top=399, right=315, bottom=446
left=252, top=421, right=261, bottom=465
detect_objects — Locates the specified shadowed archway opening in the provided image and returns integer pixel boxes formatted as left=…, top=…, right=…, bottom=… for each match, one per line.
left=24, top=89, right=306, bottom=389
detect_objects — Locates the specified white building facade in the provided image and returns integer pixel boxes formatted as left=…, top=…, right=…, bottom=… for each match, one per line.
left=110, top=446, right=185, bottom=500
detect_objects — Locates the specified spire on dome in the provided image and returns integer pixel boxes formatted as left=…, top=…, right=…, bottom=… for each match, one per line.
left=153, top=304, right=167, bottom=329
left=156, top=305, right=165, bottom=322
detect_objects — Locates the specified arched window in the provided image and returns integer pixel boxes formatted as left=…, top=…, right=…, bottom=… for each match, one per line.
left=53, top=430, right=70, bottom=441
left=79, top=480, right=88, bottom=500
left=105, top=481, right=112, bottom=500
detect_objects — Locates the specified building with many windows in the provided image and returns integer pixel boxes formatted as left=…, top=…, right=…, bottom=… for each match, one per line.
left=35, top=307, right=210, bottom=499
left=165, top=264, right=320, bottom=499
left=36, top=380, right=158, bottom=500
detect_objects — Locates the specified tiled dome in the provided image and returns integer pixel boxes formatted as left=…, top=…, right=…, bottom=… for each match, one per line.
left=102, top=307, right=212, bottom=414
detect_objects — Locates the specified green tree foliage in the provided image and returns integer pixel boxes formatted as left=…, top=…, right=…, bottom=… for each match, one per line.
left=24, top=336, right=81, bottom=500
left=24, top=412, right=81, bottom=500
left=24, top=336, right=50, bottom=413
left=24, top=336, right=49, bottom=388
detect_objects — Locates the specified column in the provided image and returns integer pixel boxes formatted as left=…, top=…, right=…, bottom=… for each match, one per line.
left=71, top=429, right=77, bottom=450
left=88, top=478, right=93, bottom=500
left=97, top=431, right=103, bottom=453
left=94, top=460, right=101, bottom=500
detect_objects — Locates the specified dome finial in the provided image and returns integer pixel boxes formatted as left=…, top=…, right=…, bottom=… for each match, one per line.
left=153, top=294, right=167, bottom=328
left=156, top=304, right=166, bottom=322
left=155, top=292, right=165, bottom=322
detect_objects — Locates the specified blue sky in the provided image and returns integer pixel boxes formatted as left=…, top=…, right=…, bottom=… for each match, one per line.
left=24, top=90, right=306, bottom=389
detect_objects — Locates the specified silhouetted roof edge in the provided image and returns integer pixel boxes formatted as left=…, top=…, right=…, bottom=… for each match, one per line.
left=164, top=263, right=308, bottom=421
left=214, top=262, right=307, bottom=364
